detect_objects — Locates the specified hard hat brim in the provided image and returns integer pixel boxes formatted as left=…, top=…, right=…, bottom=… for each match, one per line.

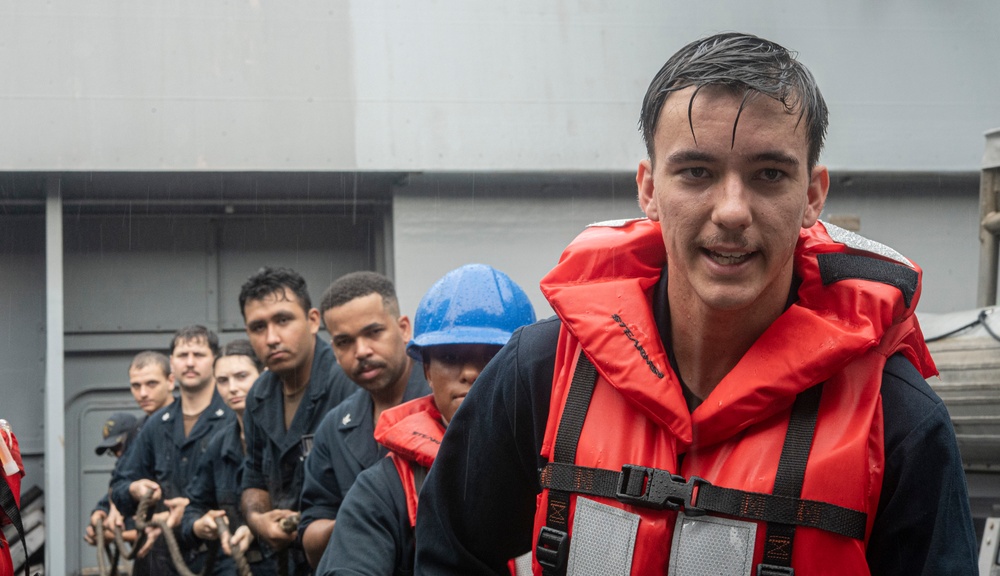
left=406, top=326, right=515, bottom=360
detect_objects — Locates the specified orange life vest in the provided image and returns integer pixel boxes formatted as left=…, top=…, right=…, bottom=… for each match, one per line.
left=376, top=395, right=445, bottom=529
left=1, top=424, right=25, bottom=576
left=532, top=219, right=936, bottom=575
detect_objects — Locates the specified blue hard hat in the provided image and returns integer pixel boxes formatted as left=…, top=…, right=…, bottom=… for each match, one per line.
left=407, top=264, right=536, bottom=360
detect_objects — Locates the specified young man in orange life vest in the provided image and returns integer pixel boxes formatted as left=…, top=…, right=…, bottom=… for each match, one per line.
left=415, top=32, right=978, bottom=575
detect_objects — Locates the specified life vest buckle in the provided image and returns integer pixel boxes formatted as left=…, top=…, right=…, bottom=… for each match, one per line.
left=615, top=464, right=706, bottom=515
left=535, top=526, right=570, bottom=574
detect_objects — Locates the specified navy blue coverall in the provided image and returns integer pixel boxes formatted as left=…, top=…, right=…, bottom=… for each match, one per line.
left=241, top=336, right=358, bottom=575
left=111, top=391, right=235, bottom=576
left=297, top=366, right=429, bottom=545
left=183, top=422, right=277, bottom=576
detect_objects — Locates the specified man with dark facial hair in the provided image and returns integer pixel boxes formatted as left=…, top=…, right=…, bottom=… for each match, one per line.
left=239, top=267, right=358, bottom=576
left=298, top=271, right=429, bottom=568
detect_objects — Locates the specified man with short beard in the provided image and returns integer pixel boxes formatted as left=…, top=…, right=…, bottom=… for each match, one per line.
left=298, top=271, right=429, bottom=568
left=111, top=326, right=235, bottom=576
left=239, top=267, right=358, bottom=576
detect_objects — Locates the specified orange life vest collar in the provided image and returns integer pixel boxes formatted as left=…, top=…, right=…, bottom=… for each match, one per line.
left=539, top=219, right=935, bottom=450
left=376, top=395, right=445, bottom=528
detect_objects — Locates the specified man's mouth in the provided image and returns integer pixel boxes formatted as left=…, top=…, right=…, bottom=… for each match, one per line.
left=356, top=361, right=386, bottom=380
left=706, top=249, right=754, bottom=265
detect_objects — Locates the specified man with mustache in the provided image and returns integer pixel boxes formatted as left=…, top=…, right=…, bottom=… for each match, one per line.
left=298, top=271, right=429, bottom=568
left=239, top=267, right=358, bottom=576
left=111, top=326, right=235, bottom=576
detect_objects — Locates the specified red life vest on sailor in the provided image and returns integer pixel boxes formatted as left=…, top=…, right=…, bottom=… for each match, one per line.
left=376, top=395, right=445, bottom=529
left=1, top=425, right=25, bottom=576
left=379, top=395, right=533, bottom=576
left=532, top=219, right=936, bottom=575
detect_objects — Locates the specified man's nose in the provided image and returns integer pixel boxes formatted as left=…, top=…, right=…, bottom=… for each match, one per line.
left=266, top=324, right=281, bottom=345
left=711, top=174, right=753, bottom=230
left=356, top=337, right=374, bottom=359
left=459, top=362, right=483, bottom=384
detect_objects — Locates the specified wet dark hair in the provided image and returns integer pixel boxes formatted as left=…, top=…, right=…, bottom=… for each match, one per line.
left=239, top=267, right=313, bottom=319
left=129, top=350, right=171, bottom=378
left=170, top=325, right=220, bottom=357
left=320, top=271, right=399, bottom=317
left=640, top=32, right=829, bottom=170
left=216, top=339, right=264, bottom=372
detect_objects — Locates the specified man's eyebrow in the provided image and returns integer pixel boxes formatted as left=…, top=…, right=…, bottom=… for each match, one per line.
left=745, top=151, right=800, bottom=167
left=664, top=150, right=718, bottom=164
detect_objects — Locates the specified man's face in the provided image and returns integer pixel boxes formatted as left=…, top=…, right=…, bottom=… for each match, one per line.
left=170, top=337, right=216, bottom=393
left=324, top=293, right=412, bottom=395
left=243, top=289, right=320, bottom=378
left=128, top=364, right=174, bottom=415
left=637, top=85, right=828, bottom=316
left=423, top=344, right=500, bottom=424
left=214, top=355, right=260, bottom=414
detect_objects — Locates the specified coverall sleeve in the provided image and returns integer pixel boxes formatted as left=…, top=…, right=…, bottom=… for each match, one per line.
left=93, top=493, right=111, bottom=515
left=316, top=459, right=407, bottom=576
left=181, top=434, right=220, bottom=546
left=415, top=319, right=558, bottom=575
left=241, top=397, right=266, bottom=492
left=865, top=356, right=978, bottom=575
left=298, top=410, right=343, bottom=537
left=109, top=423, right=155, bottom=518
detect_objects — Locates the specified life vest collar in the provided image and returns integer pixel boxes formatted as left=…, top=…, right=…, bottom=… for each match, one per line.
left=540, top=219, right=935, bottom=449
left=374, top=395, right=444, bottom=468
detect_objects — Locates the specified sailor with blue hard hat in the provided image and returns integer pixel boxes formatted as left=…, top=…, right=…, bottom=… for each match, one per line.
left=406, top=263, right=537, bottom=423
left=316, top=264, right=536, bottom=576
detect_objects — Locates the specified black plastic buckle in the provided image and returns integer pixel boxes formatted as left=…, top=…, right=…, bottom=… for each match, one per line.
left=615, top=464, right=706, bottom=515
left=535, top=526, right=569, bottom=574
left=757, top=564, right=794, bottom=576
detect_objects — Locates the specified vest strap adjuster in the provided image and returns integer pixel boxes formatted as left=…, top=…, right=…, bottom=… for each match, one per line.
left=758, top=564, right=795, bottom=576
left=616, top=464, right=706, bottom=515
left=535, top=526, right=570, bottom=574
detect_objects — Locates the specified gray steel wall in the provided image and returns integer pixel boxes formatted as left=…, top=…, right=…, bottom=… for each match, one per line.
left=0, top=1, right=997, bottom=172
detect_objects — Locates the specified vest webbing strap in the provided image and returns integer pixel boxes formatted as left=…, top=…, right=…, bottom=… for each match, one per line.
left=0, top=473, right=29, bottom=576
left=537, top=459, right=866, bottom=540
left=537, top=351, right=597, bottom=576
left=759, top=383, right=824, bottom=574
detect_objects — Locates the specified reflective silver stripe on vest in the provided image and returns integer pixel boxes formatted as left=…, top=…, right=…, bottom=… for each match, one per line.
left=511, top=552, right=533, bottom=576
left=667, top=514, right=758, bottom=576
left=821, top=221, right=913, bottom=267
left=566, top=497, right=639, bottom=575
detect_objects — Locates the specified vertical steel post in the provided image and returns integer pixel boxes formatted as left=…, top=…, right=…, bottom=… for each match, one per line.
left=44, top=175, right=66, bottom=576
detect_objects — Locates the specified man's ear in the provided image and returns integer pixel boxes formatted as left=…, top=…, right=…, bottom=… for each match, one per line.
left=308, top=308, right=321, bottom=335
left=636, top=159, right=660, bottom=221
left=397, top=315, right=412, bottom=341
left=802, top=165, right=829, bottom=228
